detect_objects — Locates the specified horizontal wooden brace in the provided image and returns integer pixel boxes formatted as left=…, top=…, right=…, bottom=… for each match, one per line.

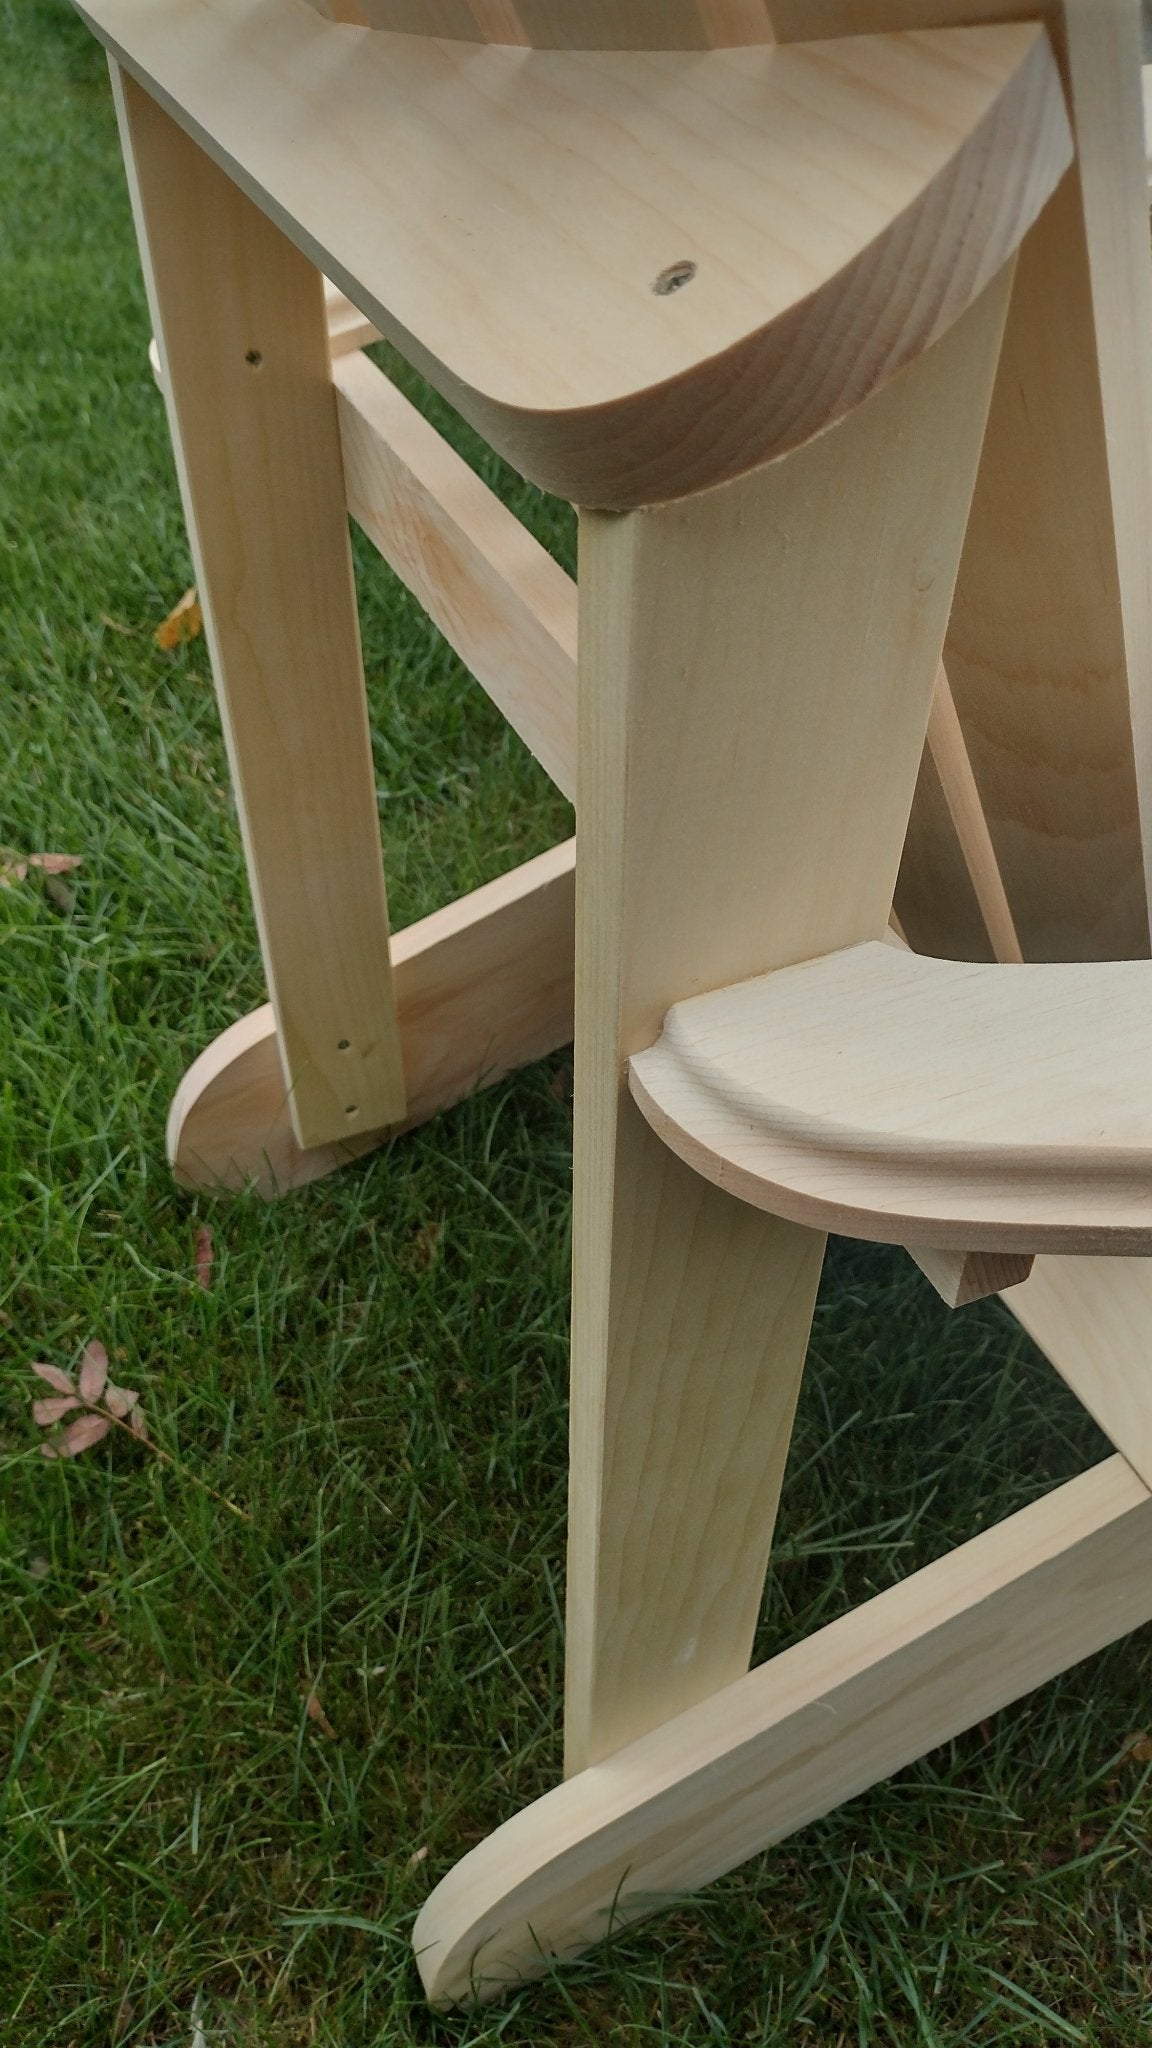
left=414, top=1453, right=1152, bottom=2004
left=334, top=348, right=578, bottom=799
left=167, top=837, right=575, bottom=1196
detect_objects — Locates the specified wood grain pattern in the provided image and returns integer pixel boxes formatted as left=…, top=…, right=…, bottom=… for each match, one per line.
left=925, top=666, right=1022, bottom=963
left=567, top=282, right=1011, bottom=1773
left=77, top=0, right=1070, bottom=505
left=908, top=1245, right=1034, bottom=1306
left=168, top=841, right=575, bottom=1196
left=417, top=1456, right=1152, bottom=2002
left=298, top=0, right=775, bottom=41
left=632, top=942, right=1152, bottom=1252
left=334, top=350, right=577, bottom=798
left=1011, top=1257, right=1152, bottom=1491
left=113, top=65, right=407, bottom=1152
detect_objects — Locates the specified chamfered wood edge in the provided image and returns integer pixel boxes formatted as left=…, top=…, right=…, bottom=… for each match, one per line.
left=167, top=840, right=575, bottom=1196
left=413, top=1454, right=1152, bottom=2004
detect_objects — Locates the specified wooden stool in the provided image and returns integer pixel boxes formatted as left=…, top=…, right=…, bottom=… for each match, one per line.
left=71, top=0, right=1152, bottom=2006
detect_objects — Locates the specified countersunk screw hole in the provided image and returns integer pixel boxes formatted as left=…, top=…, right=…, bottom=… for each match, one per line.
left=337, top=1038, right=351, bottom=1051
left=245, top=349, right=263, bottom=367
left=652, top=260, right=697, bottom=297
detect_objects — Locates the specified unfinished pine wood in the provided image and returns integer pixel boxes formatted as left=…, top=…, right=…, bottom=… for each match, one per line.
left=113, top=65, right=406, bottom=1152
left=567, top=281, right=1012, bottom=1774
left=416, top=1456, right=1152, bottom=2003
left=168, top=841, right=576, bottom=1196
left=148, top=280, right=379, bottom=387
left=935, top=167, right=1151, bottom=963
left=299, top=0, right=776, bottom=41
left=908, top=1245, right=1034, bottom=1307
left=334, top=351, right=577, bottom=798
left=1060, top=0, right=1152, bottom=932
left=1010, top=1259, right=1152, bottom=1491
left=77, top=0, right=1070, bottom=506
left=925, top=666, right=1022, bottom=964
left=632, top=942, right=1152, bottom=1253
left=323, top=279, right=379, bottom=356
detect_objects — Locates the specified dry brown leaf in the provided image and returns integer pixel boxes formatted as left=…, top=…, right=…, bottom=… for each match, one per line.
left=154, top=587, right=203, bottom=650
left=99, top=614, right=134, bottom=638
left=1123, top=1730, right=1152, bottom=1765
left=305, top=1688, right=337, bottom=1739
left=406, top=1844, right=429, bottom=1871
left=410, top=1220, right=443, bottom=1268
left=195, top=1225, right=214, bottom=1292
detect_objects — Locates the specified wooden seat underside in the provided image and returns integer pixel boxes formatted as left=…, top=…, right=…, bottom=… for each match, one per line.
left=75, top=0, right=1069, bottom=503
left=630, top=942, right=1152, bottom=1253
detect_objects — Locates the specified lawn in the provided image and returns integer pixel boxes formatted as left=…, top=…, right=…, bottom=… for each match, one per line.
left=3, top=4, right=1152, bottom=2042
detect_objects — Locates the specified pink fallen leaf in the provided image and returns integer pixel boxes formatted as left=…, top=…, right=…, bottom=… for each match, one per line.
left=31, top=1362, right=76, bottom=1396
left=104, top=1383, right=139, bottom=1420
left=1, top=851, right=82, bottom=892
left=130, top=1406, right=149, bottom=1441
left=28, top=854, right=82, bottom=876
left=33, top=1396, right=82, bottom=1427
left=56, top=1414, right=112, bottom=1458
left=305, top=1688, right=337, bottom=1739
left=194, top=1226, right=214, bottom=1292
left=78, top=1341, right=109, bottom=1405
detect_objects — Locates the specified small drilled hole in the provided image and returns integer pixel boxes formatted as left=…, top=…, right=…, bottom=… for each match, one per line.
left=345, top=1104, right=358, bottom=1118
left=652, top=260, right=697, bottom=297
left=337, top=1039, right=351, bottom=1051
left=245, top=348, right=263, bottom=367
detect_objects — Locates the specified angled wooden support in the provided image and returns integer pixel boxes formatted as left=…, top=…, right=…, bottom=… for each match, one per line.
left=416, top=1456, right=1152, bottom=2003
left=114, top=66, right=406, bottom=1153
left=334, top=350, right=577, bottom=798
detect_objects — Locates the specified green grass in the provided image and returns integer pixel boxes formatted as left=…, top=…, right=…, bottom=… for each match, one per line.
left=3, top=4, right=1152, bottom=2041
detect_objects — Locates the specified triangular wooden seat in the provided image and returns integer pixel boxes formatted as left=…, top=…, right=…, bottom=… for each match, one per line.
left=631, top=942, right=1152, bottom=1254
left=77, top=0, right=1065, bottom=504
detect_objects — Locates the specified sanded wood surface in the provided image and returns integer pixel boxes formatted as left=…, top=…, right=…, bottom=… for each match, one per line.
left=113, top=66, right=407, bottom=1152
left=168, top=841, right=576, bottom=1196
left=300, top=0, right=776, bottom=40
left=417, top=1456, right=1152, bottom=2002
left=908, top=1244, right=1033, bottom=1306
left=77, top=0, right=1069, bottom=504
left=1009, top=1256, right=1152, bottom=1491
left=567, top=283, right=1011, bottom=1773
left=334, top=351, right=577, bottom=797
left=632, top=942, right=1152, bottom=1252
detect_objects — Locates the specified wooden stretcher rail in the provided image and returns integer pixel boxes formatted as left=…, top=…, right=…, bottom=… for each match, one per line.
left=415, top=1453, right=1152, bottom=2003
left=334, top=350, right=578, bottom=799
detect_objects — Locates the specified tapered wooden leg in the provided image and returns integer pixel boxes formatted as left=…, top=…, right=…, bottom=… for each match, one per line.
left=112, top=67, right=406, bottom=1152
left=566, top=277, right=1014, bottom=1774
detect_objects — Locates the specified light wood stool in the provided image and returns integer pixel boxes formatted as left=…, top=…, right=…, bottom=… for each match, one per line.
left=72, top=0, right=1152, bottom=2005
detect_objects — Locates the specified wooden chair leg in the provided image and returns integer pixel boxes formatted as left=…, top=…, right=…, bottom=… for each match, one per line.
left=112, top=66, right=406, bottom=1152
left=566, top=275, right=1014, bottom=1774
